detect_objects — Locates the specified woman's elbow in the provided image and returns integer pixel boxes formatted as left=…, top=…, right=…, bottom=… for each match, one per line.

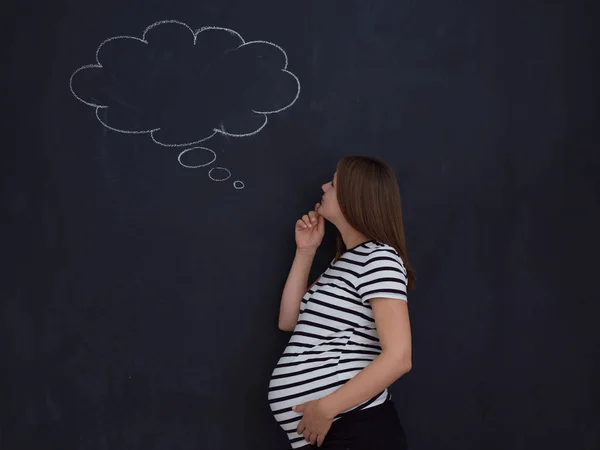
left=278, top=320, right=295, bottom=332
left=401, top=358, right=412, bottom=374
left=391, top=352, right=412, bottom=375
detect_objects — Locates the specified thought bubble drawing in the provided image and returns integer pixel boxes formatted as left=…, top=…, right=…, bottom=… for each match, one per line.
left=69, top=20, right=301, bottom=189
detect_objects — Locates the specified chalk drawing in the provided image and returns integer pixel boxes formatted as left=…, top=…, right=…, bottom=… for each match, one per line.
left=69, top=20, right=301, bottom=189
left=208, top=167, right=232, bottom=182
left=177, top=147, right=216, bottom=169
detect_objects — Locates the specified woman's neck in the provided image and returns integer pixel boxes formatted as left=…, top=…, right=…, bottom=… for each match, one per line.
left=338, top=224, right=371, bottom=250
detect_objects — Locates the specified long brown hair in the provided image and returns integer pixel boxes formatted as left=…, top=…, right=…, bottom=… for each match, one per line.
left=334, top=156, right=416, bottom=290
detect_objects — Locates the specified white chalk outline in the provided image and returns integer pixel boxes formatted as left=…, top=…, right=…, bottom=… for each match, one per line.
left=208, top=167, right=231, bottom=182
left=177, top=147, right=245, bottom=189
left=69, top=20, right=301, bottom=148
left=177, top=146, right=216, bottom=168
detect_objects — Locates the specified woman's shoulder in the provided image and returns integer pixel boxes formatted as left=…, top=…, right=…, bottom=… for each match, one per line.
left=365, top=241, right=406, bottom=268
left=367, top=240, right=399, bottom=255
left=341, top=240, right=403, bottom=267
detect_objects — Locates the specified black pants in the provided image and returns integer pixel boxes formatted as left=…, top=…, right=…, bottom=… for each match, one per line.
left=298, top=400, right=407, bottom=450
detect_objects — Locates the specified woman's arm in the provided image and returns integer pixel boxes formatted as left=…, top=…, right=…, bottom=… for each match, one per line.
left=318, top=298, right=412, bottom=417
left=278, top=203, right=324, bottom=331
left=278, top=248, right=317, bottom=331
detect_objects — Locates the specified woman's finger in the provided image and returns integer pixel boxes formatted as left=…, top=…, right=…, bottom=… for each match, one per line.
left=296, top=219, right=307, bottom=230
left=303, top=431, right=312, bottom=443
left=315, top=212, right=324, bottom=231
left=316, top=434, right=325, bottom=447
left=302, top=214, right=312, bottom=228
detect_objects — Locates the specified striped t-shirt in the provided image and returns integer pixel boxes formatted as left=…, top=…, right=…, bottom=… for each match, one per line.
left=268, top=240, right=408, bottom=449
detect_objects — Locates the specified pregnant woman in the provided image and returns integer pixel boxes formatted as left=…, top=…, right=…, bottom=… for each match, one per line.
left=268, top=156, right=415, bottom=449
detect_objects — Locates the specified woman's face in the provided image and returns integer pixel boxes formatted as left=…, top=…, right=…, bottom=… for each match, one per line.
left=319, top=172, right=343, bottom=223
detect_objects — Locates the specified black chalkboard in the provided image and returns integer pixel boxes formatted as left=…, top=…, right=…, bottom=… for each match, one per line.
left=2, top=0, right=599, bottom=449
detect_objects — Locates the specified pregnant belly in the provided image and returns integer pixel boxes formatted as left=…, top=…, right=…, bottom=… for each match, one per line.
left=268, top=351, right=346, bottom=414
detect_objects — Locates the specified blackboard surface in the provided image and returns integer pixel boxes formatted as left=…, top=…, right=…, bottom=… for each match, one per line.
left=2, top=1, right=599, bottom=449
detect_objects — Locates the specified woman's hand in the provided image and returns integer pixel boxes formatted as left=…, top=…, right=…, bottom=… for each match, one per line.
left=295, top=203, right=325, bottom=252
left=293, top=400, right=334, bottom=447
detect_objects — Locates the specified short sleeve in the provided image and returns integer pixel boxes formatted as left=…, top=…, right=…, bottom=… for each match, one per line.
left=357, top=250, right=408, bottom=304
